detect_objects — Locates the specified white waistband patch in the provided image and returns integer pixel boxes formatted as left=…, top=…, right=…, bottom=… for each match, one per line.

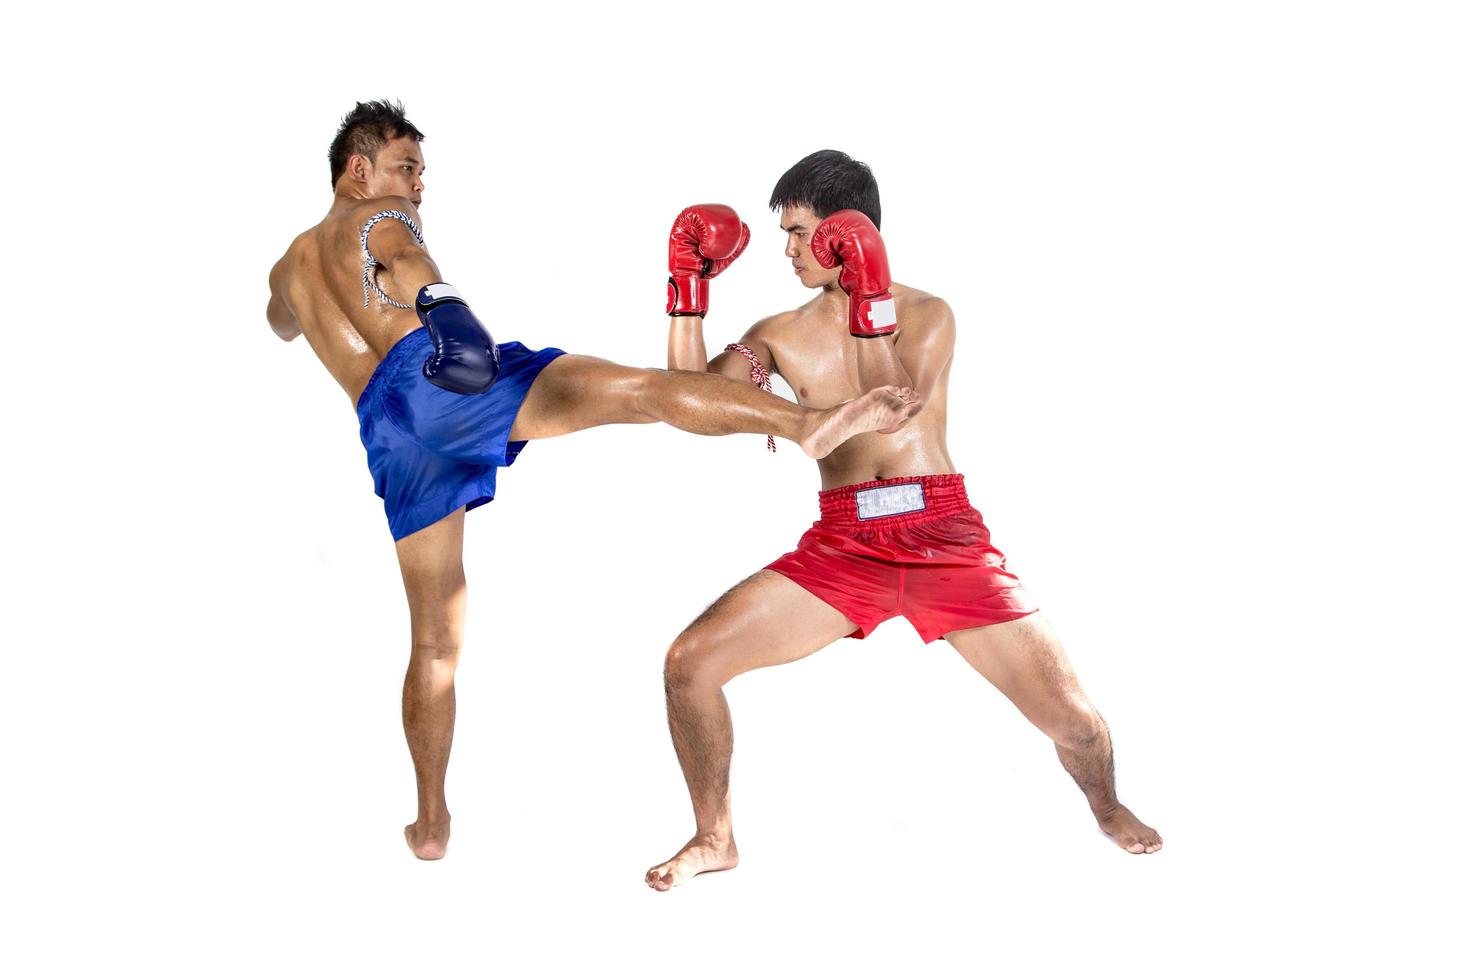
left=855, top=482, right=926, bottom=520
left=866, top=298, right=898, bottom=329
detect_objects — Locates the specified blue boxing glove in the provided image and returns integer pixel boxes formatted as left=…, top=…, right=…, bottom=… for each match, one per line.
left=417, top=283, right=500, bottom=395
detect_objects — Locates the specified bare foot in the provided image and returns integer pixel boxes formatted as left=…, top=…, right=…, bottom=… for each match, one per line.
left=799, top=385, right=923, bottom=458
left=404, top=814, right=451, bottom=860
left=1095, top=803, right=1162, bottom=854
left=645, top=834, right=739, bottom=891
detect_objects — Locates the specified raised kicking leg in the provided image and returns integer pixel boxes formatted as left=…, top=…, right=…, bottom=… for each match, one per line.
left=645, top=570, right=858, bottom=891
left=946, top=614, right=1162, bottom=854
left=393, top=508, right=469, bottom=860
left=508, top=354, right=920, bottom=457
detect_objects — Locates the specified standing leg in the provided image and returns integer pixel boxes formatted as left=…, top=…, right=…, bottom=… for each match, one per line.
left=946, top=613, right=1162, bottom=854
left=508, top=355, right=921, bottom=458
left=646, top=570, right=859, bottom=890
left=393, top=508, right=469, bottom=860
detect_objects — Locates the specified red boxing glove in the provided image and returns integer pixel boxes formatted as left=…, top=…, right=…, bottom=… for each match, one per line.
left=810, top=210, right=897, bottom=338
left=667, top=204, right=751, bottom=317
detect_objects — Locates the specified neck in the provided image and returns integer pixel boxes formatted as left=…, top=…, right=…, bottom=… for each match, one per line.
left=330, top=182, right=375, bottom=213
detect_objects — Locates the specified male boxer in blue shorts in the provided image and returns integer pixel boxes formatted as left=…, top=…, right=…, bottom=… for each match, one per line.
left=266, top=103, right=919, bottom=859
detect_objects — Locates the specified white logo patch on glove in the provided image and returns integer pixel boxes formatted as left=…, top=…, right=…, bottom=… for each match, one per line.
left=866, top=298, right=898, bottom=330
left=423, top=282, right=464, bottom=303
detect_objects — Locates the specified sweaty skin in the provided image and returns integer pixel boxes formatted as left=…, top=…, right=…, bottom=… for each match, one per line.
left=267, top=141, right=920, bottom=861
left=266, top=135, right=438, bottom=401
left=646, top=204, right=1161, bottom=890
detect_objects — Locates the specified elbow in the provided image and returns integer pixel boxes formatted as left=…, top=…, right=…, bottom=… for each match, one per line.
left=267, top=297, right=302, bottom=341
left=268, top=313, right=301, bottom=342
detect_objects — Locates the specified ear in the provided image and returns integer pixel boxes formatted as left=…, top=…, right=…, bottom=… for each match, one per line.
left=348, top=152, right=374, bottom=183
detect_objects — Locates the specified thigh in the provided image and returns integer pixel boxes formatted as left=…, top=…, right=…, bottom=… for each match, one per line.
left=673, top=570, right=859, bottom=685
left=508, top=354, right=655, bottom=441
left=945, top=613, right=1089, bottom=728
left=394, top=508, right=468, bottom=649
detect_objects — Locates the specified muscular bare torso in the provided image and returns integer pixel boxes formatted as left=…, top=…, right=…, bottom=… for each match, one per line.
left=268, top=198, right=428, bottom=406
left=750, top=284, right=957, bottom=488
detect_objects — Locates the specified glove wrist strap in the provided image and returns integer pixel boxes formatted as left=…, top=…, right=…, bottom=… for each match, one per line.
left=667, top=276, right=710, bottom=317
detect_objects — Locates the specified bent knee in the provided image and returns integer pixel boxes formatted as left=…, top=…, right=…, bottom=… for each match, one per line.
left=1046, top=700, right=1106, bottom=749
left=623, top=367, right=666, bottom=416
left=664, top=631, right=731, bottom=690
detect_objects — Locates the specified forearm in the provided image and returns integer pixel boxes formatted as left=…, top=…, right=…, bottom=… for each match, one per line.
left=853, top=336, right=915, bottom=391
left=668, top=316, right=711, bottom=371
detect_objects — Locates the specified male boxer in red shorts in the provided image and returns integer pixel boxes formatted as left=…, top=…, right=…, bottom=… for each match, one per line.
left=267, top=106, right=919, bottom=860
left=646, top=151, right=1161, bottom=890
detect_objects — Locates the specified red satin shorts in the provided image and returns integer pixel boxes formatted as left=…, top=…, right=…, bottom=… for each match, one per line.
left=767, top=474, right=1037, bottom=643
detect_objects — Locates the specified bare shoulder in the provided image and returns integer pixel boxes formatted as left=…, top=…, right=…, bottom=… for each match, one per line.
left=356, top=197, right=428, bottom=266
left=894, top=285, right=955, bottom=328
left=719, top=309, right=801, bottom=378
left=745, top=308, right=801, bottom=344
left=269, top=229, right=312, bottom=287
left=893, top=285, right=956, bottom=370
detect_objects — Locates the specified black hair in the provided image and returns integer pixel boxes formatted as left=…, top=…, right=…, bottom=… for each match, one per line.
left=328, top=100, right=425, bottom=189
left=769, top=149, right=881, bottom=229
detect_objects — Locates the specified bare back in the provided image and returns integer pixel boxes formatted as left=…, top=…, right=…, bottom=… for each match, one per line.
left=744, top=284, right=957, bottom=488
left=268, top=198, right=430, bottom=406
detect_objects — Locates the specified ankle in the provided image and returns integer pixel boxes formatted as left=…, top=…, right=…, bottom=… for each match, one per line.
left=692, top=827, right=736, bottom=848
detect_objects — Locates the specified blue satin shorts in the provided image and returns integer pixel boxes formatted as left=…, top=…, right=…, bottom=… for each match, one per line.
left=356, top=328, right=565, bottom=540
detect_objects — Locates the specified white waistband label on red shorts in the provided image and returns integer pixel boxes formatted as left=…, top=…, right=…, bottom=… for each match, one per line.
left=855, top=482, right=926, bottom=520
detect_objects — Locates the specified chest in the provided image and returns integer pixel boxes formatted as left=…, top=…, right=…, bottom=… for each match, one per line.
left=769, top=332, right=899, bottom=406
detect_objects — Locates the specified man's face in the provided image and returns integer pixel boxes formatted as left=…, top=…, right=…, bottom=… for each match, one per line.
left=781, top=204, right=842, bottom=289
left=362, top=135, right=426, bottom=206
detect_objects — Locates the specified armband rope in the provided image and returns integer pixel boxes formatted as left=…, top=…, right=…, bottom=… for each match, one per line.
left=725, top=343, right=776, bottom=453
left=360, top=210, right=425, bottom=309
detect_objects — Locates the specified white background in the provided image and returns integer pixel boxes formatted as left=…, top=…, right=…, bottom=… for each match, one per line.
left=4, top=1, right=1466, bottom=976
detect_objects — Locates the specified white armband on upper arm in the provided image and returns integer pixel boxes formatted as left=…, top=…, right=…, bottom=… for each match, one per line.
left=360, top=210, right=425, bottom=309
